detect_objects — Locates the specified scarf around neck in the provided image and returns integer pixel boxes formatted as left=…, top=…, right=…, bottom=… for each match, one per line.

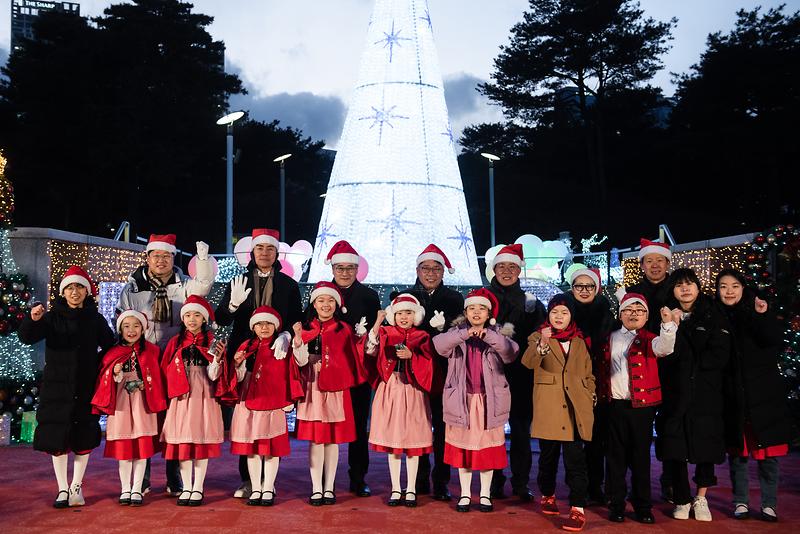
left=147, top=270, right=173, bottom=324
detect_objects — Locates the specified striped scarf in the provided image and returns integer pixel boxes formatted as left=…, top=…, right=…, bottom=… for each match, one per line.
left=147, top=271, right=172, bottom=324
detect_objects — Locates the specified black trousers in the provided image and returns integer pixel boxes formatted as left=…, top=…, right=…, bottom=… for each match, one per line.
left=585, top=402, right=609, bottom=495
left=665, top=459, right=717, bottom=505
left=606, top=400, right=656, bottom=512
left=143, top=458, right=181, bottom=490
left=348, top=382, right=372, bottom=485
left=492, top=372, right=532, bottom=492
left=537, top=438, right=588, bottom=508
left=416, top=392, right=450, bottom=489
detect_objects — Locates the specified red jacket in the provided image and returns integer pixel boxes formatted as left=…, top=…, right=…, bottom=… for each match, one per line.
left=596, top=328, right=662, bottom=407
left=370, top=325, right=434, bottom=393
left=92, top=342, right=167, bottom=415
left=160, top=331, right=228, bottom=400
left=300, top=318, right=368, bottom=392
left=225, top=337, right=304, bottom=410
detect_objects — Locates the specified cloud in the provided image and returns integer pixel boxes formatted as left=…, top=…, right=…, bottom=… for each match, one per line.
left=443, top=72, right=484, bottom=119
left=229, top=90, right=347, bottom=146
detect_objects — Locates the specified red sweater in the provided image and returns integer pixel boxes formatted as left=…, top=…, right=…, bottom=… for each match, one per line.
left=160, top=331, right=228, bottom=400
left=92, top=342, right=167, bottom=415
left=225, top=337, right=304, bottom=410
left=596, top=329, right=662, bottom=407
left=300, top=318, right=367, bottom=392
left=371, top=325, right=434, bottom=393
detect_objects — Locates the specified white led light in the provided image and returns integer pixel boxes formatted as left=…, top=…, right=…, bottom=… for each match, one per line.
left=308, top=0, right=481, bottom=285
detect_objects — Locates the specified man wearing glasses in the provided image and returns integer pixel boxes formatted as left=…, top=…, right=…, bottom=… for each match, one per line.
left=324, top=240, right=381, bottom=497
left=397, top=244, right=465, bottom=501
left=215, top=228, right=303, bottom=498
left=487, top=244, right=547, bottom=502
left=117, top=233, right=214, bottom=496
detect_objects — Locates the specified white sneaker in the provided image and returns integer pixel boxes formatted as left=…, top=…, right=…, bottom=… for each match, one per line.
left=68, top=483, right=85, bottom=507
left=692, top=496, right=712, bottom=521
left=673, top=503, right=691, bottom=520
left=233, top=482, right=251, bottom=498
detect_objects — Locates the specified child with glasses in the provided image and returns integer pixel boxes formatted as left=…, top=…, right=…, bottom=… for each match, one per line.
left=594, top=293, right=679, bottom=524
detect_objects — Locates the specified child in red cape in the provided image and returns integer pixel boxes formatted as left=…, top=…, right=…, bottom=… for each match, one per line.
left=226, top=306, right=304, bottom=506
left=92, top=309, right=166, bottom=506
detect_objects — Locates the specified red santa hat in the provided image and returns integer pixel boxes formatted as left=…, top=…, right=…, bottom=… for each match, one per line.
left=638, top=238, right=672, bottom=261
left=385, top=293, right=425, bottom=326
left=251, top=228, right=280, bottom=250
left=146, top=234, right=177, bottom=254
left=417, top=244, right=455, bottom=274
left=180, top=295, right=215, bottom=324
left=309, top=281, right=347, bottom=313
left=570, top=268, right=601, bottom=290
left=249, top=305, right=282, bottom=331
left=59, top=265, right=97, bottom=297
left=491, top=243, right=526, bottom=269
left=464, top=288, right=500, bottom=325
left=325, top=240, right=360, bottom=265
left=619, top=292, right=649, bottom=313
left=116, top=309, right=148, bottom=333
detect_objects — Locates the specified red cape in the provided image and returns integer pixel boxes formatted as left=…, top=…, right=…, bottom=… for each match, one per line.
left=224, top=337, right=304, bottom=410
left=300, top=318, right=368, bottom=391
left=160, top=331, right=228, bottom=400
left=91, top=342, right=167, bottom=415
left=371, top=325, right=434, bottom=393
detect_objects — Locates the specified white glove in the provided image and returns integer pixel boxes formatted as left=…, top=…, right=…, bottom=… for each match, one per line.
left=354, top=316, right=368, bottom=337
left=429, top=310, right=446, bottom=331
left=615, top=285, right=627, bottom=302
left=524, top=292, right=538, bottom=313
left=229, top=275, right=252, bottom=309
left=195, top=241, right=209, bottom=261
left=271, top=331, right=291, bottom=360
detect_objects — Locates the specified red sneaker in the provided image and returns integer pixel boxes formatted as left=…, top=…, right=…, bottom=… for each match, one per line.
left=541, top=495, right=560, bottom=515
left=562, top=507, right=586, bottom=532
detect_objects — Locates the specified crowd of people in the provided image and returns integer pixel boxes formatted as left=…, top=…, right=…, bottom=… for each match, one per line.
left=18, top=230, right=795, bottom=530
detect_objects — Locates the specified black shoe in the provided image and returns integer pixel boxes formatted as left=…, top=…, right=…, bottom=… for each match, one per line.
left=350, top=482, right=371, bottom=497
left=247, top=491, right=262, bottom=506
left=660, top=484, right=673, bottom=504
left=456, top=496, right=471, bottom=512
left=760, top=507, right=778, bottom=522
left=261, top=490, right=275, bottom=506
left=309, top=492, right=323, bottom=506
left=118, top=491, right=131, bottom=505
left=635, top=510, right=655, bottom=524
left=404, top=491, right=417, bottom=508
left=323, top=490, right=336, bottom=505
left=53, top=490, right=69, bottom=509
left=432, top=485, right=452, bottom=501
left=609, top=509, right=625, bottom=523
left=387, top=490, right=403, bottom=507
left=512, top=487, right=534, bottom=502
left=129, top=492, right=143, bottom=507
left=187, top=491, right=203, bottom=507
left=479, top=496, right=494, bottom=513
left=177, top=490, right=192, bottom=506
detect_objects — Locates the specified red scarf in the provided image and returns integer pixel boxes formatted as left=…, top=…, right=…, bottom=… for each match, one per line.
left=540, top=320, right=583, bottom=342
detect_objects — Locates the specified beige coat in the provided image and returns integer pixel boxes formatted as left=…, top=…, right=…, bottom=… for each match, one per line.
left=522, top=332, right=595, bottom=442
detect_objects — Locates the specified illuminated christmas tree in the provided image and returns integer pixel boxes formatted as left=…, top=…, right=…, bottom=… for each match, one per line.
left=308, top=0, right=481, bottom=285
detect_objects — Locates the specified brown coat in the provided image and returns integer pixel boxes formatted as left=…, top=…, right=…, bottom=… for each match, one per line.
left=522, top=332, right=595, bottom=442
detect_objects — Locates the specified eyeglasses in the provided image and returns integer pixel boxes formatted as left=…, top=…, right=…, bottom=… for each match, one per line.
left=419, top=266, right=444, bottom=274
left=149, top=253, right=172, bottom=262
left=495, top=265, right=520, bottom=273
left=334, top=266, right=357, bottom=274
left=621, top=308, right=647, bottom=316
left=572, top=284, right=596, bottom=292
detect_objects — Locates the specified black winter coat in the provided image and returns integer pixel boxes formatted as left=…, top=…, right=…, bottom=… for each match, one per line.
left=215, top=260, right=303, bottom=360
left=565, top=293, right=616, bottom=351
left=18, top=298, right=115, bottom=454
left=405, top=279, right=465, bottom=338
left=336, top=280, right=382, bottom=329
left=720, top=294, right=796, bottom=451
left=658, top=295, right=731, bottom=464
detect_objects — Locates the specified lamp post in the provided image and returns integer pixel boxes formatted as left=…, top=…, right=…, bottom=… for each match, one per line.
left=273, top=153, right=292, bottom=239
left=480, top=152, right=500, bottom=247
left=216, top=110, right=245, bottom=254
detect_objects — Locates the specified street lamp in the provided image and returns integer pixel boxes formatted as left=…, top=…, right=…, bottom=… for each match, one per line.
left=480, top=152, right=500, bottom=247
left=273, top=153, right=292, bottom=239
left=217, top=110, right=245, bottom=254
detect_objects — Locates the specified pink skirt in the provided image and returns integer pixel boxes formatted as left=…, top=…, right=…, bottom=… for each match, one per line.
left=295, top=357, right=355, bottom=444
left=105, top=371, right=160, bottom=460
left=444, top=393, right=507, bottom=470
left=296, top=388, right=355, bottom=444
left=229, top=372, right=291, bottom=457
left=161, top=366, right=223, bottom=460
left=369, top=372, right=432, bottom=456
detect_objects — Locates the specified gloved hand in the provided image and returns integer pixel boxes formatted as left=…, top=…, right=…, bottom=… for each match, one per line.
left=271, top=331, right=291, bottom=360
left=429, top=310, right=446, bottom=331
left=229, top=275, right=251, bottom=309
left=195, top=241, right=209, bottom=261
left=354, top=316, right=368, bottom=337
left=524, top=292, right=538, bottom=313
left=614, top=286, right=627, bottom=302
